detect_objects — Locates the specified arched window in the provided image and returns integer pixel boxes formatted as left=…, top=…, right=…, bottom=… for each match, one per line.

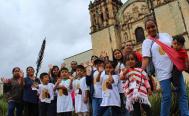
left=135, top=27, right=145, bottom=43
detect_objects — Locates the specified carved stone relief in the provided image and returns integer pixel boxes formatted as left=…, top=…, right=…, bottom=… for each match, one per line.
left=132, top=4, right=140, bottom=20
left=122, top=3, right=149, bottom=24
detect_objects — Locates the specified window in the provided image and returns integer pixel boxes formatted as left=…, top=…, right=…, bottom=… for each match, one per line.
left=135, top=27, right=145, bottom=43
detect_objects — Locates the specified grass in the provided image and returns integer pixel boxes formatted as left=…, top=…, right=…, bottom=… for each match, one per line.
left=0, top=94, right=8, bottom=116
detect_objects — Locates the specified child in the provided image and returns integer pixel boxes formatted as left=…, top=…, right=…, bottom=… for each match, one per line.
left=120, top=53, right=152, bottom=116
left=171, top=35, right=189, bottom=88
left=73, top=65, right=89, bottom=116
left=96, top=61, right=121, bottom=116
left=38, top=72, right=54, bottom=116
left=2, top=67, right=24, bottom=116
left=54, top=67, right=74, bottom=116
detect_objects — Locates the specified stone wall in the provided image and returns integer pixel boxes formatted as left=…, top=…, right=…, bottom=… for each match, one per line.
left=91, top=25, right=121, bottom=60
left=64, top=49, right=93, bottom=70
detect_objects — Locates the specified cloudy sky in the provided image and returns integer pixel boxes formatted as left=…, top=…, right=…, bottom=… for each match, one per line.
left=0, top=0, right=127, bottom=78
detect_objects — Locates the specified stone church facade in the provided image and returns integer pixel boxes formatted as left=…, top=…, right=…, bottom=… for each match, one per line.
left=89, top=0, right=189, bottom=58
left=64, top=0, right=189, bottom=70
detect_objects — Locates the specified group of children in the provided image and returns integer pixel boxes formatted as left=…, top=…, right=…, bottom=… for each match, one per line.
left=2, top=34, right=189, bottom=116
left=34, top=50, right=153, bottom=116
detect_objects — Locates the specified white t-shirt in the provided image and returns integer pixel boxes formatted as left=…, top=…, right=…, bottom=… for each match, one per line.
left=142, top=33, right=173, bottom=81
left=93, top=71, right=103, bottom=98
left=56, top=79, right=74, bottom=113
left=73, top=77, right=89, bottom=113
left=115, top=62, right=125, bottom=93
left=115, top=62, right=125, bottom=74
left=38, top=83, right=54, bottom=103
left=100, top=74, right=121, bottom=107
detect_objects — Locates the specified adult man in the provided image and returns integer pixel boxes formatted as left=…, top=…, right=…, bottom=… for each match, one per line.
left=70, top=61, right=78, bottom=78
left=123, top=40, right=142, bottom=62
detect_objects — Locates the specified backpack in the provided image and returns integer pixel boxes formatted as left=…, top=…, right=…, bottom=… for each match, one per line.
left=146, top=40, right=155, bottom=77
left=146, top=40, right=156, bottom=91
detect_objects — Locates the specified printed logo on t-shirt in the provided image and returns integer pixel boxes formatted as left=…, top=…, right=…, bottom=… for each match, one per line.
left=159, top=47, right=165, bottom=55
left=42, top=89, right=50, bottom=99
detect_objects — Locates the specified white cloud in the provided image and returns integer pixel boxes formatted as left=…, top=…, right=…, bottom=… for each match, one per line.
left=0, top=0, right=127, bottom=77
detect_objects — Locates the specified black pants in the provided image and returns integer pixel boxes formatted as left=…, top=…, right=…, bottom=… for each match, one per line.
left=23, top=102, right=38, bottom=116
left=130, top=102, right=152, bottom=116
left=57, top=112, right=72, bottom=116
left=49, top=96, right=57, bottom=116
left=39, top=102, right=52, bottom=116
left=97, top=106, right=121, bottom=116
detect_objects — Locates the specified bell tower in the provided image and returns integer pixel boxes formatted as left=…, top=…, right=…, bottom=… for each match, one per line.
left=89, top=0, right=123, bottom=58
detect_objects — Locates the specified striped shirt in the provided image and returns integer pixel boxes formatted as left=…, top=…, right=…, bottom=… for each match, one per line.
left=123, top=68, right=151, bottom=111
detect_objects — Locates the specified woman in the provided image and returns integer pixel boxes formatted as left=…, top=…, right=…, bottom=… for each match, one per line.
left=141, top=18, right=189, bottom=116
left=23, top=66, right=40, bottom=116
left=2, top=67, right=24, bottom=116
left=113, top=49, right=130, bottom=116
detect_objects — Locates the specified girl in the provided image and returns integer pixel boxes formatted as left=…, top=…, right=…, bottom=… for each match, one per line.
left=113, top=49, right=125, bottom=74
left=2, top=67, right=24, bottom=116
left=96, top=61, right=121, bottom=116
left=73, top=65, right=89, bottom=116
left=54, top=67, right=74, bottom=116
left=113, top=49, right=130, bottom=116
left=120, top=53, right=152, bottom=116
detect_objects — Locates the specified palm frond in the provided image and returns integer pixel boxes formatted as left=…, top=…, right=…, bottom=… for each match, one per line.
left=36, top=38, right=46, bottom=78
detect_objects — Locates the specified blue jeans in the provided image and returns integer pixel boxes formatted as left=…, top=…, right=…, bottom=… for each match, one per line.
left=160, top=75, right=189, bottom=116
left=92, top=97, right=111, bottom=116
left=160, top=78, right=172, bottom=116
left=178, top=74, right=189, bottom=116
left=8, top=101, right=23, bottom=116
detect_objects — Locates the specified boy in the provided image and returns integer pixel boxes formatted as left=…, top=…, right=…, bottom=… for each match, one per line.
left=73, top=65, right=89, bottom=116
left=171, top=35, right=189, bottom=87
left=38, top=72, right=54, bottom=116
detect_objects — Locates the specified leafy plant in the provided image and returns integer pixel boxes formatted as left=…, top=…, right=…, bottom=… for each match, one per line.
left=0, top=94, right=8, bottom=116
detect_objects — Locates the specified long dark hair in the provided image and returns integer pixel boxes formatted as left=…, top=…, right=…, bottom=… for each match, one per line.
left=112, top=49, right=124, bottom=67
left=26, top=66, right=35, bottom=77
left=51, top=65, right=59, bottom=77
left=104, top=60, right=116, bottom=75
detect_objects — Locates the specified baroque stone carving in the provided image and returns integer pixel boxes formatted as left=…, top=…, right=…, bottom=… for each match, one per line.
left=156, top=0, right=162, bottom=5
left=123, top=12, right=132, bottom=23
left=132, top=4, right=140, bottom=20
left=140, top=4, right=149, bottom=15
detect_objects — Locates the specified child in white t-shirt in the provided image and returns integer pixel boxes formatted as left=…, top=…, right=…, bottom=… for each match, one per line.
left=54, top=67, right=74, bottom=116
left=73, top=65, right=89, bottom=116
left=96, top=61, right=121, bottom=116
left=38, top=72, right=54, bottom=116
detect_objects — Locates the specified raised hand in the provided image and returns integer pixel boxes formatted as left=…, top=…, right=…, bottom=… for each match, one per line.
left=1, top=77, right=11, bottom=84
left=48, top=64, right=53, bottom=69
left=61, top=63, right=66, bottom=68
left=55, top=78, right=61, bottom=86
